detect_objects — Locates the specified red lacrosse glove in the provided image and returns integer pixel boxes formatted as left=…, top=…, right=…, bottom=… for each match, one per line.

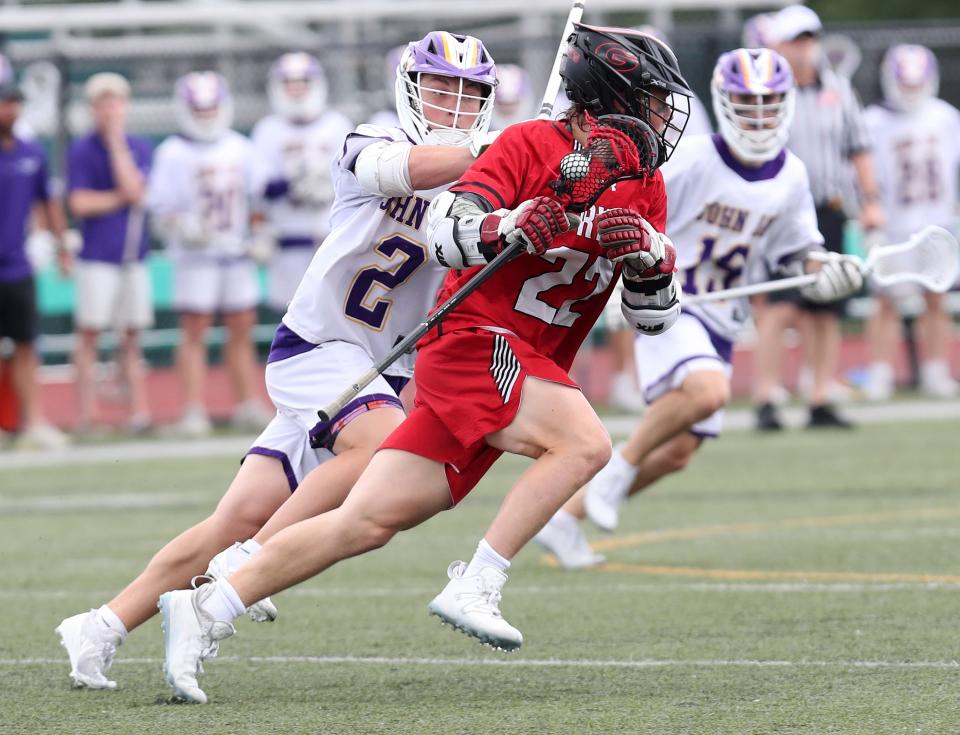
left=480, top=196, right=580, bottom=256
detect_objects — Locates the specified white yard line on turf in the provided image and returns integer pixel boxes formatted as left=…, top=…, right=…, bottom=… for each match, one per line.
left=2, top=655, right=959, bottom=670
left=2, top=398, right=959, bottom=470
left=6, top=580, right=960, bottom=601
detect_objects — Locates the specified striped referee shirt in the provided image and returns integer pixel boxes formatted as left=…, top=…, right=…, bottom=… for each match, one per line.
left=785, top=66, right=872, bottom=206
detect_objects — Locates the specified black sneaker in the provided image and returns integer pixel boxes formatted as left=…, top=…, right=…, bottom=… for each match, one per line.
left=755, top=402, right=783, bottom=431
left=807, top=404, right=855, bottom=429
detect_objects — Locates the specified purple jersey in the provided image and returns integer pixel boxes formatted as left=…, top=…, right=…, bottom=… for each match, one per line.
left=0, top=137, right=50, bottom=283
left=67, top=133, right=153, bottom=263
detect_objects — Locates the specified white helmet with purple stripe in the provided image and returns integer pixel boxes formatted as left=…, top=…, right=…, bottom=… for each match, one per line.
left=881, top=44, right=938, bottom=113
left=395, top=30, right=497, bottom=146
left=712, top=48, right=795, bottom=164
left=269, top=52, right=328, bottom=122
left=174, top=71, right=234, bottom=143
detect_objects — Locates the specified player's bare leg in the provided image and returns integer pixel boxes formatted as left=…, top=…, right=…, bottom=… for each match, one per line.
left=864, top=295, right=901, bottom=400
left=120, top=328, right=151, bottom=430
left=176, top=311, right=213, bottom=435
left=72, top=328, right=100, bottom=429
left=917, top=291, right=958, bottom=397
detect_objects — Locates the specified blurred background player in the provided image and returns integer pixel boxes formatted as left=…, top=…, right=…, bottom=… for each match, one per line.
left=491, top=63, right=533, bottom=129
left=862, top=45, right=959, bottom=400
left=368, top=45, right=406, bottom=129
left=67, top=73, right=154, bottom=435
left=147, top=71, right=271, bottom=436
left=0, top=70, right=71, bottom=450
left=252, top=52, right=353, bottom=316
left=604, top=24, right=714, bottom=413
left=753, top=4, right=883, bottom=430
left=535, top=48, right=864, bottom=568
left=56, top=30, right=501, bottom=693
left=0, top=52, right=35, bottom=141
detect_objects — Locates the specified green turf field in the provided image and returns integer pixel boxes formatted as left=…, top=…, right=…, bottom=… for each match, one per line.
left=2, top=420, right=958, bottom=734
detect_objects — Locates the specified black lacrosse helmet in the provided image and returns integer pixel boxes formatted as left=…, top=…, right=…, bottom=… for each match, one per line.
left=560, top=23, right=693, bottom=167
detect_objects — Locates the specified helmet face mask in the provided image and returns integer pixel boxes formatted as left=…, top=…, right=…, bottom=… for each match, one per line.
left=712, top=48, right=795, bottom=165
left=175, top=71, right=233, bottom=143
left=559, top=23, right=693, bottom=168
left=395, top=31, right=497, bottom=146
left=269, top=52, right=328, bottom=123
left=882, top=44, right=938, bottom=113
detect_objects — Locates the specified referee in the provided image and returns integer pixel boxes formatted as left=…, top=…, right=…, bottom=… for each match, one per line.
left=753, top=4, right=883, bottom=430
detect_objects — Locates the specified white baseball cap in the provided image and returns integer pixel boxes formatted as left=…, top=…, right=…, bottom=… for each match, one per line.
left=84, top=72, right=130, bottom=101
left=773, top=4, right=823, bottom=43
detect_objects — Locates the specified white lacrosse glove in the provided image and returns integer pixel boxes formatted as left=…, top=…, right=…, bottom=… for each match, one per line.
left=800, top=252, right=865, bottom=303
left=244, top=223, right=278, bottom=265
left=289, top=160, right=335, bottom=208
left=25, top=230, right=58, bottom=272
left=468, top=129, right=501, bottom=158
left=173, top=213, right=214, bottom=249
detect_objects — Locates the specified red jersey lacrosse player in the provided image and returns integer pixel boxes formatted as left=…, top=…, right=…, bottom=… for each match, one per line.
left=157, top=24, right=693, bottom=703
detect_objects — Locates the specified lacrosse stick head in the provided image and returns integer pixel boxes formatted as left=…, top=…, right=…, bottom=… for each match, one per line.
left=869, top=225, right=960, bottom=293
left=550, top=114, right=660, bottom=213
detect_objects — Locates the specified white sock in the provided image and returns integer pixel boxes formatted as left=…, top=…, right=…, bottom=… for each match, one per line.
left=239, top=539, right=262, bottom=555
left=200, top=579, right=247, bottom=622
left=97, top=605, right=128, bottom=640
left=551, top=509, right=579, bottom=529
left=465, top=538, right=511, bottom=577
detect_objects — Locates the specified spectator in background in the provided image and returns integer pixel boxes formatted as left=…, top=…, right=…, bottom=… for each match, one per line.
left=863, top=45, right=959, bottom=400
left=0, top=74, right=71, bottom=450
left=753, top=5, right=883, bottom=430
left=67, top=73, right=154, bottom=434
left=147, top=72, right=271, bottom=436
left=0, top=53, right=35, bottom=141
left=252, top=52, right=352, bottom=316
left=491, top=63, right=533, bottom=128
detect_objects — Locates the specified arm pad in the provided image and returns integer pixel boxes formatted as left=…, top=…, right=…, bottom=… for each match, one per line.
left=354, top=140, right=414, bottom=197
left=427, top=190, right=506, bottom=268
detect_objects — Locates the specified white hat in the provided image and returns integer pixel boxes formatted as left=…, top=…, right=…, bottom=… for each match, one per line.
left=773, top=5, right=822, bottom=43
left=84, top=72, right=130, bottom=101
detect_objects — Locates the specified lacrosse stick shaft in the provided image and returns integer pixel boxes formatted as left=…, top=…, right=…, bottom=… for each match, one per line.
left=537, top=0, right=585, bottom=120
left=684, top=272, right=818, bottom=305
left=317, top=240, right=525, bottom=423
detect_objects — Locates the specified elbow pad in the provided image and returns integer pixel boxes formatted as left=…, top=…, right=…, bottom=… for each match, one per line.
left=354, top=141, right=414, bottom=197
left=621, top=271, right=681, bottom=335
left=427, top=190, right=507, bottom=269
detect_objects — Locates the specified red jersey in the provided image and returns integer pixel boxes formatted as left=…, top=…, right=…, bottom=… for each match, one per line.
left=427, top=118, right=667, bottom=370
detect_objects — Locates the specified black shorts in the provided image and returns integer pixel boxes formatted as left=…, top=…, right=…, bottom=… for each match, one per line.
left=0, top=276, right=39, bottom=344
left=766, top=202, right=849, bottom=315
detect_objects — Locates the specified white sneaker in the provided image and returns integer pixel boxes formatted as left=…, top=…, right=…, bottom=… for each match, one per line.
left=158, top=585, right=235, bottom=704
left=175, top=407, right=212, bottom=438
left=55, top=610, right=122, bottom=689
left=202, top=543, right=278, bottom=623
left=15, top=423, right=70, bottom=451
left=534, top=512, right=605, bottom=569
left=427, top=561, right=523, bottom=652
left=609, top=372, right=646, bottom=412
left=231, top=401, right=274, bottom=431
left=583, top=455, right=635, bottom=532
left=921, top=362, right=959, bottom=399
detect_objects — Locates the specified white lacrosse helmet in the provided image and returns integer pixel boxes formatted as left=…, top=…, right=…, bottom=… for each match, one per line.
left=881, top=44, right=939, bottom=114
left=269, top=52, right=328, bottom=123
left=174, top=71, right=233, bottom=143
left=712, top=48, right=796, bottom=165
left=395, top=31, right=497, bottom=146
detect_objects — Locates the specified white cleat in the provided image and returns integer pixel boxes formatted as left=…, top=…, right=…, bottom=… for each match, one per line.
left=534, top=512, right=605, bottom=569
left=55, top=610, right=121, bottom=689
left=427, top=561, right=523, bottom=652
left=158, top=585, right=235, bottom=704
left=583, top=463, right=634, bottom=532
left=203, top=543, right=278, bottom=623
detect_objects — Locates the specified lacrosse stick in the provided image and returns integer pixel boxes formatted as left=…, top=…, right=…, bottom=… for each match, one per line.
left=684, top=225, right=959, bottom=305
left=313, top=0, right=591, bottom=433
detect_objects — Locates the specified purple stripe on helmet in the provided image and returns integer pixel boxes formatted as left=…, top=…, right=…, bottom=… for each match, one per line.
left=402, top=31, right=497, bottom=87
left=890, top=44, right=937, bottom=86
left=271, top=52, right=323, bottom=82
left=178, top=72, right=229, bottom=109
left=715, top=48, right=793, bottom=96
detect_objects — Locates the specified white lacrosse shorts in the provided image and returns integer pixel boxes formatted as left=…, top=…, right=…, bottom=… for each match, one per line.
left=634, top=312, right=733, bottom=439
left=74, top=260, right=154, bottom=331
left=246, top=334, right=406, bottom=491
left=171, top=253, right=261, bottom=314
left=266, top=247, right=315, bottom=313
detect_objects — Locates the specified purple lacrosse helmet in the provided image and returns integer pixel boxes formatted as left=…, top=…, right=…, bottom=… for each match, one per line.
left=269, top=52, right=328, bottom=122
left=175, top=71, right=233, bottom=142
left=882, top=44, right=938, bottom=113
left=712, top=48, right=795, bottom=164
left=395, top=30, right=497, bottom=145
